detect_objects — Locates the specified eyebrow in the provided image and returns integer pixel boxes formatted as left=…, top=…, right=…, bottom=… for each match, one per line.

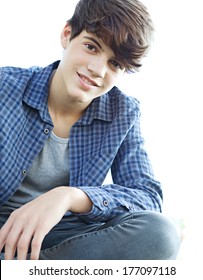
left=83, top=36, right=103, bottom=50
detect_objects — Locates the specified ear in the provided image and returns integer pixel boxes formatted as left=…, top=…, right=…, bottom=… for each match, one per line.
left=61, top=23, right=72, bottom=49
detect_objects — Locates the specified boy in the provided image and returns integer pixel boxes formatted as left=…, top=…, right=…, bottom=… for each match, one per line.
left=0, top=0, right=180, bottom=260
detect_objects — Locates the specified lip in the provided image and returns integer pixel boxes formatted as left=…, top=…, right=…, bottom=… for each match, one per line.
left=77, top=72, right=99, bottom=88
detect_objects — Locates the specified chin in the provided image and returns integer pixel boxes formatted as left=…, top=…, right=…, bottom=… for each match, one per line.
left=70, top=94, right=91, bottom=104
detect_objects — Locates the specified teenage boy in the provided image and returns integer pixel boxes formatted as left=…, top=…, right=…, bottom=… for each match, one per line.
left=0, top=0, right=180, bottom=260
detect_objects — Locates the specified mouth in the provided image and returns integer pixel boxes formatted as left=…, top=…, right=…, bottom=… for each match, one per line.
left=77, top=73, right=99, bottom=87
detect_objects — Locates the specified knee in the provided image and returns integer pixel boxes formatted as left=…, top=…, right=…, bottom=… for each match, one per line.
left=141, top=211, right=181, bottom=259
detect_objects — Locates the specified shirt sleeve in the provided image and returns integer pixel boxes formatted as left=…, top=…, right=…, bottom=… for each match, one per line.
left=75, top=111, right=163, bottom=222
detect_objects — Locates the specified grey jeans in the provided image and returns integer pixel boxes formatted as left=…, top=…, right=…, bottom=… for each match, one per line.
left=0, top=211, right=180, bottom=260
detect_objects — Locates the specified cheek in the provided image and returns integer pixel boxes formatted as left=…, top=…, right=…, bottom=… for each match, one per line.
left=63, top=45, right=85, bottom=65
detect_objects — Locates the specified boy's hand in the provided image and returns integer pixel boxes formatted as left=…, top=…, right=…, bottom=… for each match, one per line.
left=0, top=187, right=92, bottom=260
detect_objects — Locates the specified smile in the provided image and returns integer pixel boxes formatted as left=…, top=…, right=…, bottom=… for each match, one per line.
left=78, top=73, right=99, bottom=87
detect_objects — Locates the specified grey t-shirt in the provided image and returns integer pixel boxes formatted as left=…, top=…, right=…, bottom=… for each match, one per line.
left=1, top=132, right=69, bottom=212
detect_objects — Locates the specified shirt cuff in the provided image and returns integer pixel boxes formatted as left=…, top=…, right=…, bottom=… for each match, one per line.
left=75, top=186, right=120, bottom=222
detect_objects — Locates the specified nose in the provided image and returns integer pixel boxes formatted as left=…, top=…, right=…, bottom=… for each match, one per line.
left=87, top=56, right=107, bottom=78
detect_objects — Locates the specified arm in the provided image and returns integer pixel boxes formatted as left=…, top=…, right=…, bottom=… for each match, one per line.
left=75, top=111, right=163, bottom=222
left=0, top=186, right=92, bottom=260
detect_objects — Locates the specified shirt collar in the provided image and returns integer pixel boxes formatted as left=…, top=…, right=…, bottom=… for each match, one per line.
left=23, top=61, right=60, bottom=124
left=77, top=93, right=114, bottom=125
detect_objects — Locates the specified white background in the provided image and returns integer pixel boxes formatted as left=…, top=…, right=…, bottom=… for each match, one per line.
left=0, top=0, right=202, bottom=260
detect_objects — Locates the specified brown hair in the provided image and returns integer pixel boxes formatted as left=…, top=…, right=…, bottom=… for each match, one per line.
left=68, top=0, right=154, bottom=73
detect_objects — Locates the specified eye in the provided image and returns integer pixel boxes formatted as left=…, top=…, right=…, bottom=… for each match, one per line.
left=110, top=59, right=123, bottom=70
left=84, top=43, right=97, bottom=52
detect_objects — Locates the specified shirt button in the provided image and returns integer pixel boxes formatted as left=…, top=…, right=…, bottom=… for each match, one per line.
left=44, top=128, right=50, bottom=134
left=22, top=169, right=27, bottom=176
left=103, top=200, right=109, bottom=207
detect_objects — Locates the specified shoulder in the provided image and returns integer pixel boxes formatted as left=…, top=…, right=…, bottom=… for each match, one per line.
left=91, top=86, right=140, bottom=123
left=0, top=65, right=42, bottom=76
left=107, top=86, right=140, bottom=117
left=0, top=65, right=44, bottom=103
left=0, top=65, right=42, bottom=94
left=0, top=65, right=42, bottom=86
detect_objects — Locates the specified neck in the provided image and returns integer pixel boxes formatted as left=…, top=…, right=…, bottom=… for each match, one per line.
left=48, top=93, right=85, bottom=118
left=48, top=70, right=89, bottom=138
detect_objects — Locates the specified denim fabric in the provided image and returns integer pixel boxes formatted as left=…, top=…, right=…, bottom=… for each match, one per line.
left=0, top=211, right=180, bottom=260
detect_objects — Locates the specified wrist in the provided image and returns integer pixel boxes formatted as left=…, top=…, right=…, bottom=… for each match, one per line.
left=57, top=186, right=93, bottom=214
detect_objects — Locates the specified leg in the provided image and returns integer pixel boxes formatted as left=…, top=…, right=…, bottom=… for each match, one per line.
left=39, top=211, right=180, bottom=260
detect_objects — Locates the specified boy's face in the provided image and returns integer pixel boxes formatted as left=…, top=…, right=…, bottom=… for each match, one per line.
left=56, top=24, right=125, bottom=105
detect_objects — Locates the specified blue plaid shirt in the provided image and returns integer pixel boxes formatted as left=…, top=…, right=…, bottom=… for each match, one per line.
left=0, top=61, right=163, bottom=222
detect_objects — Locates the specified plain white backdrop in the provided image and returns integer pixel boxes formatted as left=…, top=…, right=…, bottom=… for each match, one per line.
left=0, top=0, right=202, bottom=259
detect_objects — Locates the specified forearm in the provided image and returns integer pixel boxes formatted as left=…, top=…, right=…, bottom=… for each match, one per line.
left=62, top=186, right=93, bottom=213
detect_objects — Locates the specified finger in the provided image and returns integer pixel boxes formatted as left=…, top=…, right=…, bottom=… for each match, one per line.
left=30, top=232, right=45, bottom=260
left=3, top=216, right=26, bottom=260
left=4, top=229, right=19, bottom=260
left=0, top=224, right=12, bottom=252
left=16, top=229, right=34, bottom=260
left=0, top=212, right=17, bottom=254
left=0, top=223, right=17, bottom=259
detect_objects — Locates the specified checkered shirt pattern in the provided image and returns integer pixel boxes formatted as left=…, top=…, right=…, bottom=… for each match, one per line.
left=0, top=61, right=163, bottom=222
